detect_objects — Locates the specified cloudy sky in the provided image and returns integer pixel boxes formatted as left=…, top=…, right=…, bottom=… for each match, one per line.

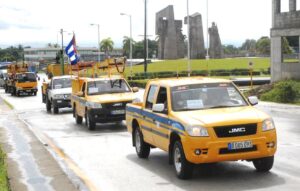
left=0, top=0, right=289, bottom=48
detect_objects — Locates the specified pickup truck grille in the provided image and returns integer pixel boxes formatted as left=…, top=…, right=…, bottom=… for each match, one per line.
left=214, top=124, right=257, bottom=138
left=103, top=101, right=131, bottom=110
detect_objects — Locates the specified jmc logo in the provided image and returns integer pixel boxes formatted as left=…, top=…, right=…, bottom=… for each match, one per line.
left=229, top=127, right=246, bottom=134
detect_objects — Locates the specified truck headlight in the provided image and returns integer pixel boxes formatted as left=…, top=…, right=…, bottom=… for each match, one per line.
left=186, top=125, right=209, bottom=137
left=86, top=102, right=102, bottom=109
left=54, top=94, right=64, bottom=99
left=262, top=118, right=275, bottom=131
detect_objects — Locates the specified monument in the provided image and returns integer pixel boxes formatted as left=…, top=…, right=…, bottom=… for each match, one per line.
left=271, top=0, right=300, bottom=82
left=184, top=13, right=205, bottom=59
left=209, top=22, right=223, bottom=59
left=156, top=5, right=184, bottom=59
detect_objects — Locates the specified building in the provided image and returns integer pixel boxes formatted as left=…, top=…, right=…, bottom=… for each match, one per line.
left=24, top=47, right=122, bottom=70
left=271, top=0, right=300, bottom=82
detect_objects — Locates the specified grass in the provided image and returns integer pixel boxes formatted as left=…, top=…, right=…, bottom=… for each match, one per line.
left=125, top=57, right=270, bottom=74
left=0, top=146, right=9, bottom=191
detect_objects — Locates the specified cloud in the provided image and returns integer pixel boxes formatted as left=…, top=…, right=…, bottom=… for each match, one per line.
left=0, top=20, right=10, bottom=29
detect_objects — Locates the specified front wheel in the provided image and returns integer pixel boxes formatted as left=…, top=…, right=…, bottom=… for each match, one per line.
left=173, top=141, right=194, bottom=179
left=253, top=156, right=274, bottom=172
left=75, top=109, right=82, bottom=124
left=53, top=106, right=59, bottom=114
left=46, top=99, right=51, bottom=112
left=86, top=111, right=95, bottom=131
left=134, top=127, right=150, bottom=158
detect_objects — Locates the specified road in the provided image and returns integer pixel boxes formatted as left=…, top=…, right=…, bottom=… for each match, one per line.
left=1, top=77, right=300, bottom=191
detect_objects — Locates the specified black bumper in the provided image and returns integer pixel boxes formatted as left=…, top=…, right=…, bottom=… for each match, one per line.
left=17, top=88, right=38, bottom=94
left=88, top=108, right=126, bottom=123
left=53, top=99, right=71, bottom=108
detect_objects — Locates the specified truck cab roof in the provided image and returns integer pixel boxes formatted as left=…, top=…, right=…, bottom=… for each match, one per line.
left=148, top=77, right=231, bottom=87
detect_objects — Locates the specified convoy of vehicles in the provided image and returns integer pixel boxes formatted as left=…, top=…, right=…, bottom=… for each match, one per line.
left=126, top=77, right=277, bottom=179
left=0, top=59, right=278, bottom=180
left=71, top=58, right=138, bottom=130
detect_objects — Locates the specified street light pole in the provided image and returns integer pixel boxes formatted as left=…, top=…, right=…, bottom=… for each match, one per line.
left=60, top=28, right=64, bottom=75
left=144, top=0, right=147, bottom=74
left=90, top=24, right=101, bottom=63
left=206, top=0, right=209, bottom=60
left=121, top=13, right=133, bottom=79
left=186, top=0, right=191, bottom=77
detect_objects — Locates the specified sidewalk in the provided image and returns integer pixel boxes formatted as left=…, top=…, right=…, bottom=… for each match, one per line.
left=0, top=97, right=77, bottom=191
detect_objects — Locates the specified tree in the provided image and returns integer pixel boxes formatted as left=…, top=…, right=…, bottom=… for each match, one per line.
left=282, top=37, right=293, bottom=54
left=100, top=38, right=114, bottom=57
left=223, top=44, right=239, bottom=55
left=122, top=36, right=135, bottom=58
left=241, top=39, right=256, bottom=53
left=256, top=36, right=270, bottom=55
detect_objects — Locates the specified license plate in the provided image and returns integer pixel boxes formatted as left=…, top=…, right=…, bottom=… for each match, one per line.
left=111, top=110, right=125, bottom=115
left=26, top=90, right=31, bottom=92
left=228, top=141, right=253, bottom=150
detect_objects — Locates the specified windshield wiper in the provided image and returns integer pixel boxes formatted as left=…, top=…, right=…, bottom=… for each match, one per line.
left=207, top=105, right=241, bottom=109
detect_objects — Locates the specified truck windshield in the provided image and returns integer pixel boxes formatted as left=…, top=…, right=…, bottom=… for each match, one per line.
left=87, top=79, right=130, bottom=95
left=53, top=78, right=71, bottom=89
left=16, top=73, right=36, bottom=83
left=171, top=83, right=248, bottom=111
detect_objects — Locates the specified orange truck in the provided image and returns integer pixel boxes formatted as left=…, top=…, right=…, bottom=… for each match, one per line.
left=126, top=77, right=277, bottom=179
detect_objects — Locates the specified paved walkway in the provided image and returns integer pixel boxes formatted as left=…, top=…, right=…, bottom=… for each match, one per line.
left=0, top=97, right=77, bottom=191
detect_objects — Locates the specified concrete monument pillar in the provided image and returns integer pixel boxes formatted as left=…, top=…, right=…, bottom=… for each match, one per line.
left=184, top=13, right=205, bottom=59
left=156, top=5, right=184, bottom=59
left=289, top=0, right=296, bottom=12
left=272, top=0, right=281, bottom=27
left=208, top=22, right=223, bottom=59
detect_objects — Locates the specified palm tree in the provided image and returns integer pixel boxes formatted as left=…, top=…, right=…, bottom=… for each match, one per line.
left=100, top=38, right=114, bottom=57
left=122, top=36, right=135, bottom=57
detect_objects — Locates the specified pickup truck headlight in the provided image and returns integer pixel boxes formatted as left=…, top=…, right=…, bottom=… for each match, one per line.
left=54, top=94, right=64, bottom=99
left=186, top=125, right=209, bottom=137
left=262, top=118, right=275, bottom=131
left=86, top=102, right=102, bottom=109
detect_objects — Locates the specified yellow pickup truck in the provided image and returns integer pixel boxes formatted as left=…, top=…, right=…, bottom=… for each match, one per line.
left=126, top=77, right=277, bottom=179
left=71, top=76, right=138, bottom=130
left=11, top=72, right=38, bottom=96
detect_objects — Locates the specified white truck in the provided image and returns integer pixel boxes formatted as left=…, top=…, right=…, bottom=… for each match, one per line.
left=42, top=75, right=72, bottom=114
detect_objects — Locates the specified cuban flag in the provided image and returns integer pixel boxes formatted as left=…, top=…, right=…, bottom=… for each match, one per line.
left=65, top=35, right=80, bottom=65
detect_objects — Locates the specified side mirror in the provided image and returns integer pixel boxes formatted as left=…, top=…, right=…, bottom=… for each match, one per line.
left=152, top=103, right=165, bottom=113
left=248, top=96, right=258, bottom=106
left=132, top=87, right=139, bottom=93
left=76, top=91, right=84, bottom=97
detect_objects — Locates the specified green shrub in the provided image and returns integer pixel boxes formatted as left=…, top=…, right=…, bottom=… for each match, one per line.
left=260, top=80, right=300, bottom=103
left=0, top=147, right=9, bottom=191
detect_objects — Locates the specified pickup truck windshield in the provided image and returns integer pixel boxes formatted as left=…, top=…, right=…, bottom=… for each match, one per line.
left=16, top=73, right=36, bottom=83
left=87, top=79, right=130, bottom=95
left=171, top=83, right=247, bottom=111
left=53, top=78, right=71, bottom=89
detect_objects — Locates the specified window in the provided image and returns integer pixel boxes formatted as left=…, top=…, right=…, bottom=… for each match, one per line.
left=281, top=0, right=289, bottom=12
left=297, top=0, right=300, bottom=10
left=146, top=85, right=158, bottom=109
left=282, top=36, right=299, bottom=63
left=156, top=87, right=168, bottom=113
left=171, top=83, right=247, bottom=111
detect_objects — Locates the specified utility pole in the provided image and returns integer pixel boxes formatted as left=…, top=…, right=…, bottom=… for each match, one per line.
left=187, top=0, right=191, bottom=77
left=144, top=0, right=148, bottom=74
left=60, top=28, right=64, bottom=75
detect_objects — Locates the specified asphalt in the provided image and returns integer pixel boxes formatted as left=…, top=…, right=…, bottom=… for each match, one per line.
left=0, top=97, right=78, bottom=191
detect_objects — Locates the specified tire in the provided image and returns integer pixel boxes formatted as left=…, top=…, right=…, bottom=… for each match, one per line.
left=86, top=111, right=95, bottom=131
left=173, top=141, right=194, bottom=179
left=46, top=99, right=51, bottom=112
left=53, top=106, right=59, bottom=114
left=75, top=108, right=82, bottom=124
left=134, top=127, right=150, bottom=158
left=33, top=92, right=37, bottom=96
left=253, top=156, right=274, bottom=172
left=16, top=91, right=20, bottom=97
